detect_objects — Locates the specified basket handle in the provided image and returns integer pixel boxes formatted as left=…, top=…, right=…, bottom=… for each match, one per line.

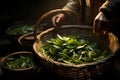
left=34, top=9, right=79, bottom=41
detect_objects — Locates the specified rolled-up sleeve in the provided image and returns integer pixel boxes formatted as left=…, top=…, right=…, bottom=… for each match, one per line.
left=62, top=0, right=80, bottom=12
left=99, top=0, right=120, bottom=18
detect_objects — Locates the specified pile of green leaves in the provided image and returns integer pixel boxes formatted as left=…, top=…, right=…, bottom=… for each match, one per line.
left=5, top=54, right=35, bottom=69
left=7, top=24, right=34, bottom=35
left=39, top=34, right=108, bottom=65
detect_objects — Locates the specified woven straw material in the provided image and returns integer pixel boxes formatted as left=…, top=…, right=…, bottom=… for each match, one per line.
left=33, top=25, right=119, bottom=80
left=33, top=9, right=119, bottom=80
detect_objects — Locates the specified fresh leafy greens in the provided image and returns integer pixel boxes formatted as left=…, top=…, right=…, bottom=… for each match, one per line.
left=7, top=24, right=34, bottom=35
left=39, top=34, right=108, bottom=65
left=5, top=54, right=35, bottom=69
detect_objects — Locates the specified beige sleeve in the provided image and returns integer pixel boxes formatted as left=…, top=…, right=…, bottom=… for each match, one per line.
left=62, top=0, right=80, bottom=12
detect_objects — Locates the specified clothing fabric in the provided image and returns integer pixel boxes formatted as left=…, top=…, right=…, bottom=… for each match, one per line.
left=62, top=0, right=120, bottom=40
left=100, top=0, right=120, bottom=18
left=100, top=0, right=120, bottom=39
left=62, top=0, right=106, bottom=25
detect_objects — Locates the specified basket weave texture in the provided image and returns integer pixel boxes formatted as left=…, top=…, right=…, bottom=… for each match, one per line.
left=33, top=9, right=119, bottom=80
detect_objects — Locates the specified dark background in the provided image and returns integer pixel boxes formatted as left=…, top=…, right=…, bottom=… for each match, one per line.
left=0, top=0, right=67, bottom=47
left=0, top=0, right=67, bottom=34
left=0, top=0, right=67, bottom=79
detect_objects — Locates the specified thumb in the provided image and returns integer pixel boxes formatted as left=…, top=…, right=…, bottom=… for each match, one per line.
left=93, top=19, right=99, bottom=35
left=54, top=17, right=62, bottom=27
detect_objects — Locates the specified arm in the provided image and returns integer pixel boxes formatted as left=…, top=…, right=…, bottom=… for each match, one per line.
left=99, top=0, right=120, bottom=19
left=52, top=0, right=80, bottom=26
left=93, top=0, right=120, bottom=36
left=62, top=0, right=80, bottom=12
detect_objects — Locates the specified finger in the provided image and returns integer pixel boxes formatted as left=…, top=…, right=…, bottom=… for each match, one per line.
left=55, top=17, right=63, bottom=27
left=101, top=21, right=109, bottom=35
left=93, top=19, right=104, bottom=36
left=93, top=19, right=99, bottom=34
left=56, top=17, right=61, bottom=23
left=52, top=16, right=58, bottom=27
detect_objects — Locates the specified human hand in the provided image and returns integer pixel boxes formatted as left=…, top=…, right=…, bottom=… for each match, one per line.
left=52, top=13, right=66, bottom=27
left=93, top=12, right=110, bottom=36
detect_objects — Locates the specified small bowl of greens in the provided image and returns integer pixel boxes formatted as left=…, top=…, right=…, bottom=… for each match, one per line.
left=4, top=24, right=34, bottom=43
left=0, top=51, right=38, bottom=77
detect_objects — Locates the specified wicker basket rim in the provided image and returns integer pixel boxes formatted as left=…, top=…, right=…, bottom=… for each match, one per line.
left=0, top=51, right=35, bottom=70
left=33, top=39, right=118, bottom=68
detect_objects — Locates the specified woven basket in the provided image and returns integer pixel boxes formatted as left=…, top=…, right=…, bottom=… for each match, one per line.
left=18, top=31, right=41, bottom=51
left=33, top=9, right=120, bottom=80
left=4, top=23, right=34, bottom=44
left=0, top=51, right=38, bottom=78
